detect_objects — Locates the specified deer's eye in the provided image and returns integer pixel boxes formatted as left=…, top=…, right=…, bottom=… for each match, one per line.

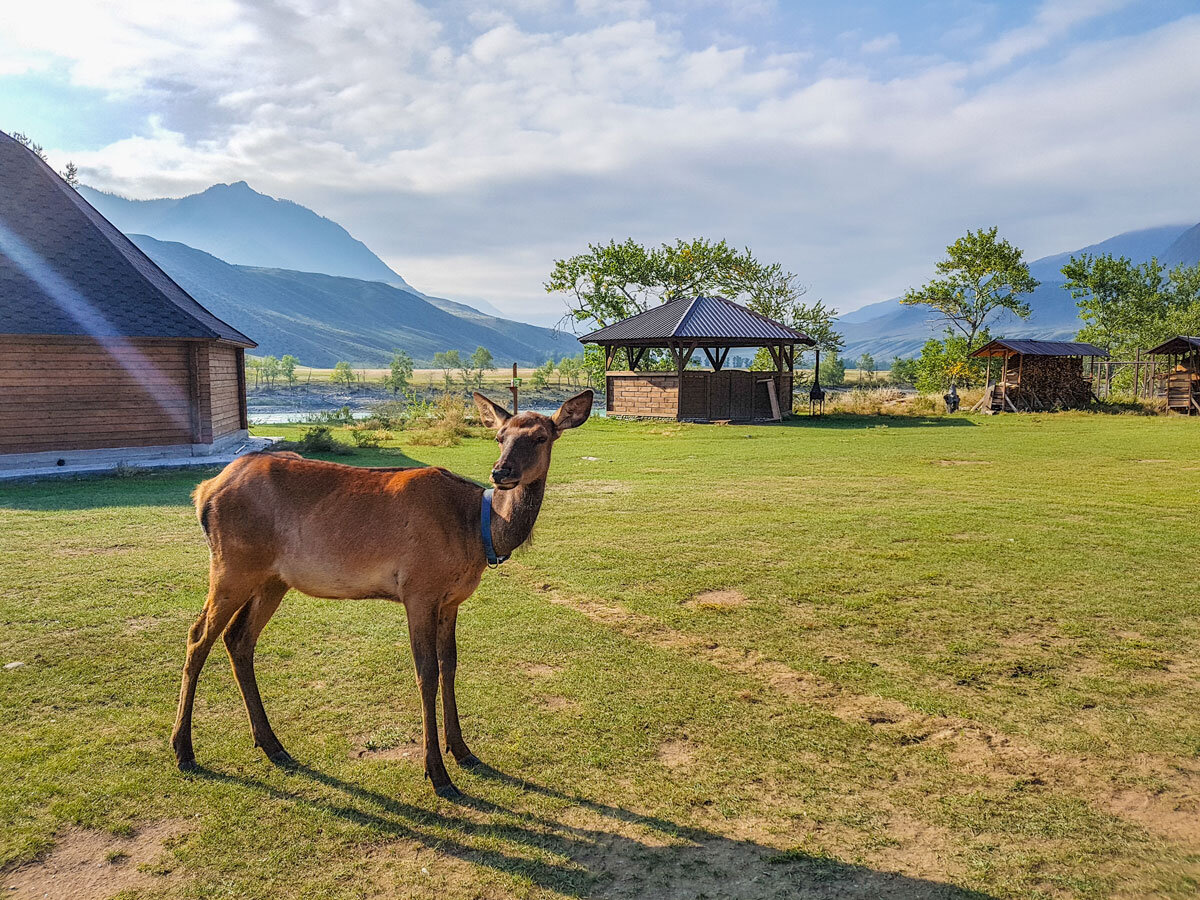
left=535, top=435, right=548, bottom=444
left=496, top=435, right=503, bottom=443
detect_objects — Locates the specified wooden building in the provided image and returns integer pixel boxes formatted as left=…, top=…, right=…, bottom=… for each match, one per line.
left=0, top=129, right=256, bottom=462
left=1147, top=336, right=1200, bottom=415
left=969, top=339, right=1108, bottom=412
left=580, top=296, right=814, bottom=422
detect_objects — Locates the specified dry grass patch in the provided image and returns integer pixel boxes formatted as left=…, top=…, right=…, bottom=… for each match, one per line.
left=684, top=588, right=750, bottom=610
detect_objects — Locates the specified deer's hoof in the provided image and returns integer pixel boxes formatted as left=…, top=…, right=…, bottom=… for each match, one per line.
left=176, top=756, right=197, bottom=772
left=268, top=750, right=296, bottom=768
left=434, top=782, right=463, bottom=800
left=457, top=754, right=482, bottom=769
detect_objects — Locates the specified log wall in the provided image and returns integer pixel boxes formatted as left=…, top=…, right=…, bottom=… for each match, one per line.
left=0, top=335, right=245, bottom=455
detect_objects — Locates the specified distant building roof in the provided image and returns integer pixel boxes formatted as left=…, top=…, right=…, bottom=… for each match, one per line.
left=579, top=295, right=814, bottom=346
left=971, top=338, right=1109, bottom=358
left=0, top=129, right=253, bottom=346
left=1147, top=336, right=1200, bottom=355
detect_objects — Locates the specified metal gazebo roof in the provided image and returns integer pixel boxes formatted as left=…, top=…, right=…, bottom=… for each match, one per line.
left=970, top=338, right=1109, bottom=358
left=579, top=295, right=814, bottom=347
left=1147, top=336, right=1200, bottom=355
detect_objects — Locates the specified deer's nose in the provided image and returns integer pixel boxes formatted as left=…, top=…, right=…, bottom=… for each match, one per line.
left=492, top=465, right=514, bottom=482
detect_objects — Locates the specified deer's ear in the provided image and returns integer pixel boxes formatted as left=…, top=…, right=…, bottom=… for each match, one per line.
left=552, top=390, right=593, bottom=434
left=473, top=392, right=512, bottom=430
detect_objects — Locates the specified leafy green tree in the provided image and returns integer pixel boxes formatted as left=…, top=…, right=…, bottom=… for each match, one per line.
left=546, top=237, right=809, bottom=329
left=433, top=350, right=461, bottom=391
left=245, top=356, right=263, bottom=389
left=1062, top=253, right=1171, bottom=356
left=910, top=331, right=991, bottom=393
left=857, top=352, right=876, bottom=381
left=260, top=355, right=280, bottom=386
left=468, top=346, right=494, bottom=389
left=823, top=356, right=847, bottom=386
left=890, top=356, right=919, bottom=385
left=279, top=354, right=299, bottom=384
left=60, top=161, right=79, bottom=188
left=383, top=350, right=414, bottom=394
left=902, top=227, right=1039, bottom=352
left=558, top=355, right=585, bottom=387
left=330, top=361, right=356, bottom=386
left=530, top=358, right=555, bottom=389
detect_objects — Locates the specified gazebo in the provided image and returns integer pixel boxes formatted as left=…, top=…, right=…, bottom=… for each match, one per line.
left=969, top=338, right=1108, bottom=412
left=1147, top=336, right=1200, bottom=414
left=579, top=295, right=814, bottom=422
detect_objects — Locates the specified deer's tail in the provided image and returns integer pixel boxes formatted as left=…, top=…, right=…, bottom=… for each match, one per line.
left=192, top=479, right=216, bottom=546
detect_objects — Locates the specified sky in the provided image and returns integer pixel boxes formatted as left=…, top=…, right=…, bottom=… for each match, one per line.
left=2, top=0, right=1199, bottom=325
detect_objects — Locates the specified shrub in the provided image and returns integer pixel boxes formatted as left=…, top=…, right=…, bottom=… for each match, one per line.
left=306, top=406, right=355, bottom=425
left=349, top=427, right=392, bottom=448
left=274, top=425, right=354, bottom=455
left=408, top=395, right=475, bottom=447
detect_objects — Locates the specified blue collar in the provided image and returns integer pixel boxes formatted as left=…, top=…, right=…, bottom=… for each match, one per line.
left=481, top=488, right=509, bottom=567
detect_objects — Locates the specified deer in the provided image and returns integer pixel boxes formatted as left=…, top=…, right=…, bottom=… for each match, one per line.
left=171, top=390, right=593, bottom=798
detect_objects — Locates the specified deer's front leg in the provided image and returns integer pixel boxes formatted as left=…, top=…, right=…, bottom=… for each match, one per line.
left=437, top=604, right=479, bottom=767
left=407, top=600, right=457, bottom=797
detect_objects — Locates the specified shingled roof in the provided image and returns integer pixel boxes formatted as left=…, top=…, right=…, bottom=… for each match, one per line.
left=971, top=338, right=1108, bottom=358
left=579, top=295, right=814, bottom=346
left=0, top=130, right=253, bottom=346
left=1147, top=336, right=1200, bottom=355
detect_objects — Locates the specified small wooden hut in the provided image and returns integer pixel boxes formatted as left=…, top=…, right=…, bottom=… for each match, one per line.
left=580, top=296, right=814, bottom=422
left=0, top=128, right=256, bottom=463
left=1147, top=336, right=1200, bottom=414
left=969, top=339, right=1108, bottom=412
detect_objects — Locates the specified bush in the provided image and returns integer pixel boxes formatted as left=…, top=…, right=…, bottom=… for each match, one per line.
left=274, top=425, right=354, bottom=455
left=408, top=395, right=475, bottom=447
left=306, top=406, right=356, bottom=425
left=349, top=427, right=392, bottom=448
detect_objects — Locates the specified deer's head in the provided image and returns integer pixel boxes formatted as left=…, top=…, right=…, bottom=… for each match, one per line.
left=473, top=390, right=593, bottom=490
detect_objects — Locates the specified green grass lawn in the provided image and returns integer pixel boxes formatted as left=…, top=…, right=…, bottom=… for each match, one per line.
left=2, top=412, right=1199, bottom=898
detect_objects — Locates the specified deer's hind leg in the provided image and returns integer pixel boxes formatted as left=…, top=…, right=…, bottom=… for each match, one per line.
left=223, top=577, right=290, bottom=764
left=171, top=571, right=256, bottom=769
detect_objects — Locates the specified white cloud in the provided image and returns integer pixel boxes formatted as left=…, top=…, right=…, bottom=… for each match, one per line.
left=978, top=0, right=1131, bottom=71
left=3, top=2, right=1198, bottom=321
left=860, top=33, right=899, bottom=54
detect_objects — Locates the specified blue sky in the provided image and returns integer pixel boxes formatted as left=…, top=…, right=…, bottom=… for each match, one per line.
left=2, top=1, right=1198, bottom=323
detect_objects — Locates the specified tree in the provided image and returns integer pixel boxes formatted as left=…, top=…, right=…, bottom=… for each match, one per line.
left=1062, top=253, right=1170, bottom=357
left=546, top=237, right=810, bottom=329
left=60, top=161, right=79, bottom=188
left=432, top=350, right=461, bottom=391
left=330, top=361, right=356, bottom=386
left=824, top=356, right=847, bottom=386
left=910, top=331, right=992, bottom=393
left=530, top=358, right=555, bottom=389
left=260, top=355, right=280, bottom=386
left=857, top=352, right=876, bottom=382
left=279, top=354, right=299, bottom=384
left=245, top=356, right=263, bottom=389
left=468, top=346, right=494, bottom=389
left=901, top=227, right=1039, bottom=352
left=384, top=350, right=414, bottom=394
left=12, top=132, right=46, bottom=160
left=890, top=356, right=919, bottom=385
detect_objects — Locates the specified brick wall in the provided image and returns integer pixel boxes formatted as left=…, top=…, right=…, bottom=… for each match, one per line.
left=607, top=373, right=679, bottom=417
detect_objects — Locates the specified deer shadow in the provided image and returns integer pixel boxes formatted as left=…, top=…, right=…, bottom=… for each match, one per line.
left=189, top=759, right=995, bottom=899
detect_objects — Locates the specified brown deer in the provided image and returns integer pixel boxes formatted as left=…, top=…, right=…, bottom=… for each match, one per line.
left=171, top=390, right=593, bottom=797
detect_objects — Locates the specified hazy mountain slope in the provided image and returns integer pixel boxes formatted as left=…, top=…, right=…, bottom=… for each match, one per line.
left=131, top=235, right=570, bottom=367
left=82, top=182, right=414, bottom=289
left=839, top=223, right=1197, bottom=360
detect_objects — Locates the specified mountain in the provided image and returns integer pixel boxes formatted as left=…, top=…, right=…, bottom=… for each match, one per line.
left=80, top=181, right=416, bottom=288
left=838, top=223, right=1198, bottom=361
left=131, top=235, right=569, bottom=367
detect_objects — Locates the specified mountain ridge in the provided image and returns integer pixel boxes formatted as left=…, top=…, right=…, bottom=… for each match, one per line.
left=130, top=235, right=569, bottom=367
left=838, top=222, right=1199, bottom=361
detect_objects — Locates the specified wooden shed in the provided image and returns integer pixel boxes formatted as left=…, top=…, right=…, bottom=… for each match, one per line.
left=969, top=339, right=1108, bottom=412
left=1147, top=336, right=1200, bottom=415
left=580, top=296, right=814, bottom=422
left=0, top=129, right=256, bottom=463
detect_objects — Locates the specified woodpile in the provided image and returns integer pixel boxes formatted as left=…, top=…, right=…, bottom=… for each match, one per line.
left=1005, top=355, right=1093, bottom=410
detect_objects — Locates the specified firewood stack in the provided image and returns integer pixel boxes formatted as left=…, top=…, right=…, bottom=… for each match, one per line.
left=1005, top=356, right=1093, bottom=410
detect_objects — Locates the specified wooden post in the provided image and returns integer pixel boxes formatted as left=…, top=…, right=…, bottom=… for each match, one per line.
left=508, top=362, right=519, bottom=414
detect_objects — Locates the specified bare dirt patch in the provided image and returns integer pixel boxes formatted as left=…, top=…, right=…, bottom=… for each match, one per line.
left=538, top=695, right=577, bottom=712
left=351, top=739, right=423, bottom=762
left=684, top=589, right=749, bottom=610
left=2, top=819, right=185, bottom=900
left=657, top=739, right=695, bottom=769
left=522, top=663, right=559, bottom=678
